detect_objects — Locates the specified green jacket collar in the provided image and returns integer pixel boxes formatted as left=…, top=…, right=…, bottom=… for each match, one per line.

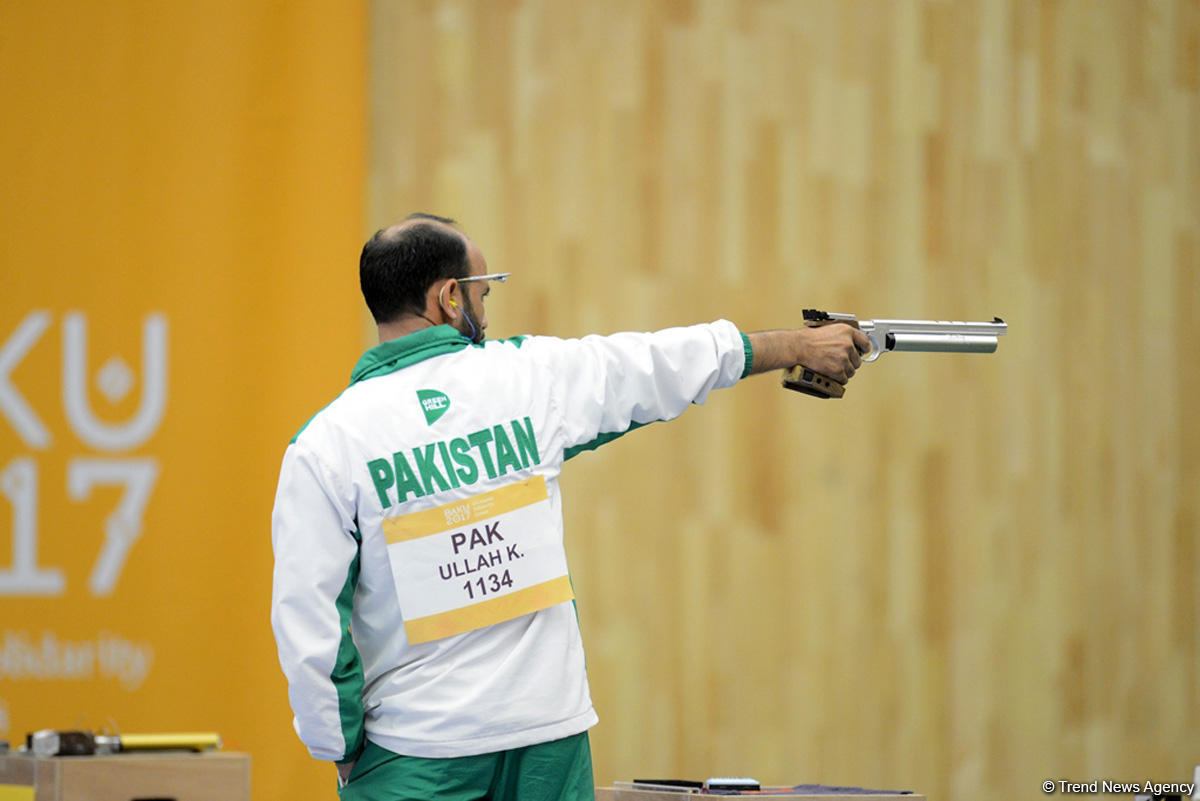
left=349, top=325, right=473, bottom=385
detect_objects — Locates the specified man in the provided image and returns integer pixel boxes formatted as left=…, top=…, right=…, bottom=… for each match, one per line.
left=271, top=214, right=868, bottom=800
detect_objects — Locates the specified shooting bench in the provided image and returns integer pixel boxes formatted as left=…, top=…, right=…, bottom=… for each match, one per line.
left=0, top=750, right=250, bottom=801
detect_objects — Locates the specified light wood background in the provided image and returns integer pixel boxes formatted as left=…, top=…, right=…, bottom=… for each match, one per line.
left=370, top=1, right=1199, bottom=799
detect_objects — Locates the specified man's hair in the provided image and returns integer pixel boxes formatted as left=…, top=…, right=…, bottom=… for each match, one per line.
left=359, top=213, right=469, bottom=324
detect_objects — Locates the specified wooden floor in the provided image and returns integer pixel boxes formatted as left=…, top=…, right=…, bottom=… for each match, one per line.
left=370, top=2, right=1200, bottom=799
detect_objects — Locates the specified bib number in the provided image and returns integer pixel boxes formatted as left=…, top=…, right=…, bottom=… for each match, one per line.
left=382, top=475, right=572, bottom=644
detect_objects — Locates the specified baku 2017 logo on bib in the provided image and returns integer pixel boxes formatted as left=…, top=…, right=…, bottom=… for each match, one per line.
left=417, top=389, right=450, bottom=425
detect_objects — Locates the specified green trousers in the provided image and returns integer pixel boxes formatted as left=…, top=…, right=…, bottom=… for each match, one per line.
left=337, top=731, right=594, bottom=801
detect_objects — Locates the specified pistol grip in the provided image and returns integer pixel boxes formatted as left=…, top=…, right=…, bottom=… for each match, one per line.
left=781, top=365, right=845, bottom=399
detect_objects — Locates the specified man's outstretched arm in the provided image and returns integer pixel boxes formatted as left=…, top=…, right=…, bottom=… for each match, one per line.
left=746, top=324, right=870, bottom=385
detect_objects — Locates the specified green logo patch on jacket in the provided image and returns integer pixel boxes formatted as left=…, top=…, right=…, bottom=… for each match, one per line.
left=417, top=389, right=450, bottom=425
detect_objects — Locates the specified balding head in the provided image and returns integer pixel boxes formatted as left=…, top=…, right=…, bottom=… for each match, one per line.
left=360, top=213, right=471, bottom=324
left=376, top=212, right=461, bottom=243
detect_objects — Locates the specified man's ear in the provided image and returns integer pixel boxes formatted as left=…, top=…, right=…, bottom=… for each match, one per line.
left=437, top=279, right=459, bottom=318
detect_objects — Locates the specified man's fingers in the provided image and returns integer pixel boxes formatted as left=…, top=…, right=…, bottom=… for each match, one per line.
left=822, top=360, right=852, bottom=384
left=797, top=325, right=868, bottom=384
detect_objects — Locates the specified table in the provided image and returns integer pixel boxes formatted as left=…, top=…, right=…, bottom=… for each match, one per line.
left=595, top=786, right=925, bottom=800
left=0, top=751, right=250, bottom=801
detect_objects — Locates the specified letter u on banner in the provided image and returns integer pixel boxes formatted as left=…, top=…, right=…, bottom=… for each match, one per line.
left=61, top=313, right=168, bottom=451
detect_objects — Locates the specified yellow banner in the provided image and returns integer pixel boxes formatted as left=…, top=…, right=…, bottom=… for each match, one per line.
left=384, top=475, right=550, bottom=543
left=0, top=4, right=366, bottom=801
left=405, top=575, right=575, bottom=644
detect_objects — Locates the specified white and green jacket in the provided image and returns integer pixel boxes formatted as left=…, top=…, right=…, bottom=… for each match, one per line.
left=270, top=320, right=753, bottom=761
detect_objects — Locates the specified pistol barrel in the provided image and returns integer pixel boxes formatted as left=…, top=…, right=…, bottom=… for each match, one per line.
left=860, top=317, right=1006, bottom=361
left=886, top=332, right=1001, bottom=354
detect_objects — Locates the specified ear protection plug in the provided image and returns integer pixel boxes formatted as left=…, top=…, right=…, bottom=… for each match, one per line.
left=438, top=283, right=480, bottom=343
left=438, top=283, right=459, bottom=314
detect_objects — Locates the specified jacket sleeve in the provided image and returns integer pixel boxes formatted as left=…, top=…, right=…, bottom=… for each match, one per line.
left=528, top=319, right=752, bottom=458
left=270, top=440, right=365, bottom=763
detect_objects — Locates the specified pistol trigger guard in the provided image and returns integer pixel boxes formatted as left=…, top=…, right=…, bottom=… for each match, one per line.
left=859, top=322, right=883, bottom=362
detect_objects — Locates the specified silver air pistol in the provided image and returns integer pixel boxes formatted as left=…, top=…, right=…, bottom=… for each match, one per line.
left=783, top=309, right=1007, bottom=398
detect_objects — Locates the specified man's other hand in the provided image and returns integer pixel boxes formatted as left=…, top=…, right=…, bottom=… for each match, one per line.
left=337, top=760, right=356, bottom=787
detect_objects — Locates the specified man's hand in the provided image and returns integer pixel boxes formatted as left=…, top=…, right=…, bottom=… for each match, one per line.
left=747, top=324, right=870, bottom=384
left=794, top=323, right=870, bottom=383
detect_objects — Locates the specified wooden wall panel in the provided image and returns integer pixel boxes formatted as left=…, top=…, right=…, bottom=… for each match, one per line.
left=369, top=2, right=1199, bottom=799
